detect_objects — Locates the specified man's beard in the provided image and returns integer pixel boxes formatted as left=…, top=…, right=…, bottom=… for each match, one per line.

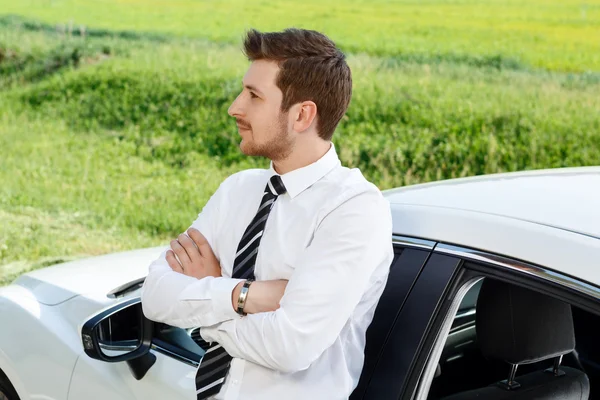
left=240, top=113, right=294, bottom=161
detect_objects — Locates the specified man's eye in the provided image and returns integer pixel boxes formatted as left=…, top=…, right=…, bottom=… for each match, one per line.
left=250, top=92, right=258, bottom=99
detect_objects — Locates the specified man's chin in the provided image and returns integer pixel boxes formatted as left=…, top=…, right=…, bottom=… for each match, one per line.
left=239, top=140, right=258, bottom=156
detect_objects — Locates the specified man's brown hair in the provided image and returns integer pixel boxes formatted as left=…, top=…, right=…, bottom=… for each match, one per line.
left=243, top=28, right=352, bottom=141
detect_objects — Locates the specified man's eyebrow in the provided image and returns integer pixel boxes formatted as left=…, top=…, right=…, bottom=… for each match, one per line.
left=243, top=83, right=265, bottom=96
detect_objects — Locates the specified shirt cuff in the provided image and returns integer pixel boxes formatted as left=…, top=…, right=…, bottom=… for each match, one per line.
left=210, top=277, right=245, bottom=322
left=176, top=277, right=244, bottom=324
left=199, top=319, right=234, bottom=345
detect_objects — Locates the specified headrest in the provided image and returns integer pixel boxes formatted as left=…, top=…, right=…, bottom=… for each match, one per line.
left=476, top=279, right=575, bottom=365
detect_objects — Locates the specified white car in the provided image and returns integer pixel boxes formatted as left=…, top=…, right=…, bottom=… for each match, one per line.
left=1, top=166, right=599, bottom=400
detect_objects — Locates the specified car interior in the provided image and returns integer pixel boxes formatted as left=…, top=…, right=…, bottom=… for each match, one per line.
left=427, top=277, right=600, bottom=400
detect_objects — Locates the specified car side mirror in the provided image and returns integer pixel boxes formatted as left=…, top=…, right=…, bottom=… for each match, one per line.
left=81, top=297, right=156, bottom=380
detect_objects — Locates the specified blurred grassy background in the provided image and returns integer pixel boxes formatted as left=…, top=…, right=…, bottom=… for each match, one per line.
left=1, top=1, right=599, bottom=284
left=2, top=0, right=599, bottom=71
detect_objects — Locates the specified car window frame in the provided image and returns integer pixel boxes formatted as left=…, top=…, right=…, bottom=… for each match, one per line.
left=398, top=242, right=600, bottom=400
left=352, top=236, right=436, bottom=399
left=362, top=251, right=464, bottom=400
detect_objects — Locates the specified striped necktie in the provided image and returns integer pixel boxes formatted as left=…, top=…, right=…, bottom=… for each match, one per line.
left=195, top=174, right=287, bottom=399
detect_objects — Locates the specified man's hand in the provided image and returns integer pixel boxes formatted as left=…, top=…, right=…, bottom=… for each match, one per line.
left=232, top=280, right=288, bottom=314
left=166, top=228, right=222, bottom=279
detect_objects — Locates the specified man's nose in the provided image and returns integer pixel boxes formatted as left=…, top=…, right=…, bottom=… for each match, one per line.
left=228, top=94, right=244, bottom=117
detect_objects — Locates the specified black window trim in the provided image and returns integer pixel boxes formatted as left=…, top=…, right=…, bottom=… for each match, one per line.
left=352, top=236, right=434, bottom=399
left=364, top=252, right=463, bottom=400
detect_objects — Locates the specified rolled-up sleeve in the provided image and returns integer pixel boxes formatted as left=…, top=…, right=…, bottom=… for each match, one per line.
left=200, top=190, right=394, bottom=372
left=141, top=173, right=244, bottom=329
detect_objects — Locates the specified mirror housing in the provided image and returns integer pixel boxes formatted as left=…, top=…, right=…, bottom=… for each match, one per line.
left=81, top=297, right=154, bottom=363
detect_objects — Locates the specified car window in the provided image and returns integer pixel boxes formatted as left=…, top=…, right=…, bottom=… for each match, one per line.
left=421, top=277, right=597, bottom=400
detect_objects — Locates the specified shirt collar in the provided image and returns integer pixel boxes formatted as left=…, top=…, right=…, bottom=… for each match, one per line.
left=269, top=142, right=341, bottom=199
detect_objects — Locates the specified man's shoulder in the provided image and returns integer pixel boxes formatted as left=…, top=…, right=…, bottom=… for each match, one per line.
left=316, top=166, right=389, bottom=217
left=324, top=165, right=383, bottom=199
left=309, top=166, right=392, bottom=234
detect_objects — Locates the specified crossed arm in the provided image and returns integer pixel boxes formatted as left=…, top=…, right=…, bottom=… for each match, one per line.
left=141, top=191, right=393, bottom=373
left=166, top=227, right=287, bottom=315
left=140, top=227, right=285, bottom=330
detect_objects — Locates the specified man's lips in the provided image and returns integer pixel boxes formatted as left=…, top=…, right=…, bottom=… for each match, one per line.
left=236, top=119, right=251, bottom=130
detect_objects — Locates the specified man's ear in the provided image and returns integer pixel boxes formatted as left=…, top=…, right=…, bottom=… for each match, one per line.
left=292, top=101, right=318, bottom=133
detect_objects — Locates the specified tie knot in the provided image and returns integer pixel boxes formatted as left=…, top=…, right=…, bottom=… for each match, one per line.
left=267, top=175, right=286, bottom=196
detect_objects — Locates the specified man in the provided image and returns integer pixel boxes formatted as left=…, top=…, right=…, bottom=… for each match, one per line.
left=141, top=28, right=394, bottom=400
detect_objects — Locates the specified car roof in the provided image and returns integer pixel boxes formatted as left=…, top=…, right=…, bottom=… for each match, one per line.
left=383, top=166, right=600, bottom=286
left=383, top=166, right=600, bottom=239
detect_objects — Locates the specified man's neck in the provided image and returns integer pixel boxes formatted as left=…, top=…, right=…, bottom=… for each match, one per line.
left=272, top=141, right=331, bottom=175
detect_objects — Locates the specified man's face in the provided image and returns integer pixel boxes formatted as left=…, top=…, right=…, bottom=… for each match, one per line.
left=228, top=60, right=294, bottom=160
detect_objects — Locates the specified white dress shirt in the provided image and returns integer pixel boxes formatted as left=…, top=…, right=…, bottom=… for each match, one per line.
left=141, top=142, right=394, bottom=400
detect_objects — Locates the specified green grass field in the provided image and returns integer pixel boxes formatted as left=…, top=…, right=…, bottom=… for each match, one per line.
left=1, top=1, right=599, bottom=285
left=2, top=0, right=599, bottom=71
